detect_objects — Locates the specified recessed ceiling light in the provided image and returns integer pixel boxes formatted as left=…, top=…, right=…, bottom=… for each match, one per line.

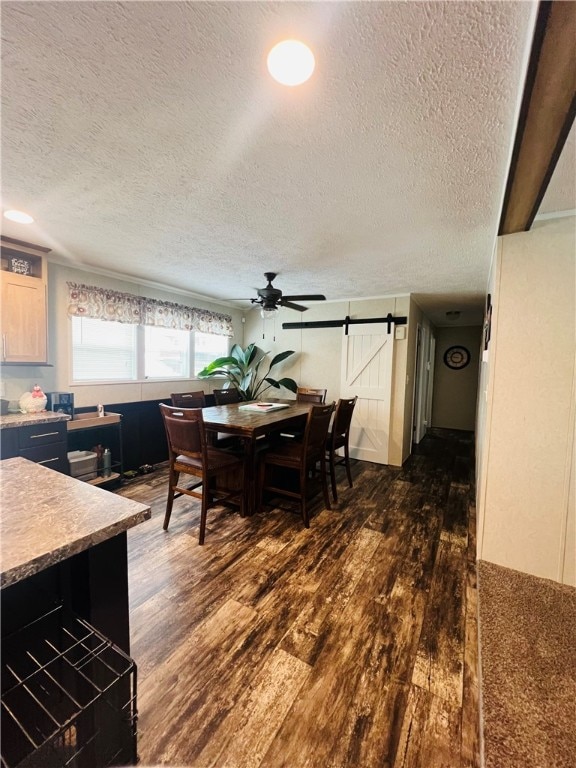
left=267, top=40, right=315, bottom=86
left=4, top=210, right=34, bottom=224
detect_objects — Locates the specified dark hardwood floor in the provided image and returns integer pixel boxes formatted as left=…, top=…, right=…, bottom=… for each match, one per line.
left=118, top=428, right=480, bottom=767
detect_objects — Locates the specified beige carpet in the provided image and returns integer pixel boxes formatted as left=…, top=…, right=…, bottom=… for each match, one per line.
left=478, top=560, right=576, bottom=768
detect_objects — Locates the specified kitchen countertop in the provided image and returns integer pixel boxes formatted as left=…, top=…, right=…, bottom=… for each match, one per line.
left=0, top=411, right=71, bottom=429
left=1, top=457, right=151, bottom=588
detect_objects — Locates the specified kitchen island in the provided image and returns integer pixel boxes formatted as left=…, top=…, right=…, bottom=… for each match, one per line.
left=1, top=457, right=151, bottom=767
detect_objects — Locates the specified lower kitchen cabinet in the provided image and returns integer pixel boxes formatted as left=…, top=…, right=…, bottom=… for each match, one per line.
left=0, top=420, right=68, bottom=473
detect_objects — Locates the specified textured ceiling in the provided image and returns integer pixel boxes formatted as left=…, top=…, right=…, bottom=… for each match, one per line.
left=2, top=0, right=567, bottom=328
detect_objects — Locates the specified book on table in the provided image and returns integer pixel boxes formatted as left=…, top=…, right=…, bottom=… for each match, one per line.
left=238, top=402, right=291, bottom=412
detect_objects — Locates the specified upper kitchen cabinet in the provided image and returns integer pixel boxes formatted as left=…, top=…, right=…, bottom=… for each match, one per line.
left=1, top=236, right=51, bottom=365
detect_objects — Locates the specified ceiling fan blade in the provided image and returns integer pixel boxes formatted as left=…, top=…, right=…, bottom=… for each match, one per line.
left=280, top=300, right=308, bottom=312
left=282, top=294, right=326, bottom=302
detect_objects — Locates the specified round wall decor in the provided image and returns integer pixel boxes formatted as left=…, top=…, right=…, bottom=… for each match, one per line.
left=443, top=345, right=471, bottom=370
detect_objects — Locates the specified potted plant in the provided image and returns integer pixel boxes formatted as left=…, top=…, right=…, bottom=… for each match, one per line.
left=197, top=343, right=298, bottom=401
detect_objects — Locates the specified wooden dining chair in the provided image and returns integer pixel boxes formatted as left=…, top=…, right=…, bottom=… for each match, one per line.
left=280, top=386, right=328, bottom=439
left=171, top=390, right=206, bottom=408
left=258, top=402, right=335, bottom=529
left=159, top=403, right=244, bottom=544
left=296, top=387, right=327, bottom=404
left=326, top=396, right=358, bottom=502
left=213, top=388, right=241, bottom=405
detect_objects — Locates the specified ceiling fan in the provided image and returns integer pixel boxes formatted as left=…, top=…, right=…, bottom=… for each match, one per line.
left=231, top=273, right=326, bottom=316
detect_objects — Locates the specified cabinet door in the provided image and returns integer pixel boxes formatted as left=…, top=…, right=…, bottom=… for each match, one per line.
left=17, top=422, right=69, bottom=474
left=1, top=272, right=47, bottom=363
left=19, top=443, right=69, bottom=474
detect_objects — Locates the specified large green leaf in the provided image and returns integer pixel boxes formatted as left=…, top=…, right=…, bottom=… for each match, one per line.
left=230, top=343, right=244, bottom=363
left=197, top=356, right=239, bottom=377
left=275, top=377, right=298, bottom=393
left=269, top=350, right=295, bottom=369
left=197, top=344, right=298, bottom=399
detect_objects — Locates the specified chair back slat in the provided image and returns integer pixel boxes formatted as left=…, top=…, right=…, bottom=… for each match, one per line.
left=160, top=403, right=205, bottom=457
left=213, top=388, right=241, bottom=405
left=296, top=387, right=327, bottom=404
left=304, top=403, right=335, bottom=458
left=332, top=396, right=358, bottom=442
left=171, top=390, right=206, bottom=408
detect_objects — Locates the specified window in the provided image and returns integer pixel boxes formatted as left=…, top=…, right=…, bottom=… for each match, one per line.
left=144, top=326, right=190, bottom=379
left=193, top=332, right=228, bottom=376
left=71, top=317, right=229, bottom=382
left=72, top=317, right=137, bottom=381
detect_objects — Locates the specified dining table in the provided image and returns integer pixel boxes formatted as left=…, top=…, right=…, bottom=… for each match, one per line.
left=201, top=400, right=312, bottom=516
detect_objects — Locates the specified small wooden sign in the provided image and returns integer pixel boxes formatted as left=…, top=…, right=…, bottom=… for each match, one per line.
left=8, top=256, right=33, bottom=276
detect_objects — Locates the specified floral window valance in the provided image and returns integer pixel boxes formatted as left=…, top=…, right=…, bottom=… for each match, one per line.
left=67, top=283, right=234, bottom=336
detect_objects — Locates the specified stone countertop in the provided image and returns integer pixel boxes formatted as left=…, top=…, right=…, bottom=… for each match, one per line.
left=1, top=457, right=151, bottom=588
left=0, top=411, right=71, bottom=430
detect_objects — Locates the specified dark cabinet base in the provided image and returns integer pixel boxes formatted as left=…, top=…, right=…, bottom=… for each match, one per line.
left=1, top=534, right=137, bottom=767
left=1, top=606, right=137, bottom=768
left=0, top=421, right=68, bottom=473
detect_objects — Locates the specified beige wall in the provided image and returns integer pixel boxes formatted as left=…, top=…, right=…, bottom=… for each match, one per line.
left=243, top=295, right=414, bottom=466
left=477, top=216, right=576, bottom=585
left=563, top=407, right=575, bottom=585
left=431, top=326, right=482, bottom=431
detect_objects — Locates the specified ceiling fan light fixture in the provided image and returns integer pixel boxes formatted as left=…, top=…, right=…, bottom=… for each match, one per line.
left=267, top=40, right=315, bottom=86
left=260, top=305, right=278, bottom=320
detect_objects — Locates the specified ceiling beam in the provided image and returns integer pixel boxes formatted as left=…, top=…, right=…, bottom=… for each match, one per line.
left=499, top=0, right=576, bottom=235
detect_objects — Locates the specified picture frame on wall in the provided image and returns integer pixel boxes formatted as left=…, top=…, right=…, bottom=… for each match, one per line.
left=484, top=293, right=492, bottom=351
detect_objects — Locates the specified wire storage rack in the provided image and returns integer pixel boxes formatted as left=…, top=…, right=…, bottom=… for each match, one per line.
left=1, top=605, right=137, bottom=768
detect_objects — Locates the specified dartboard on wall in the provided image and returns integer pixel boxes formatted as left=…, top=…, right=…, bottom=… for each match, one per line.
left=443, top=345, right=471, bottom=370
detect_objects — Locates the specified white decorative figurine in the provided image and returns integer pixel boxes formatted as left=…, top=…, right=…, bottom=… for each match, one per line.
left=19, top=384, right=48, bottom=413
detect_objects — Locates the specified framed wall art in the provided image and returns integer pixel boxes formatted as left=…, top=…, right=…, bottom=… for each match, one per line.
left=443, top=345, right=471, bottom=370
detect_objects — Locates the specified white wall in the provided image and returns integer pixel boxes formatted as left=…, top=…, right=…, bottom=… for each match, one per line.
left=0, top=262, right=245, bottom=408
left=243, top=295, right=413, bottom=467
left=477, top=216, right=576, bottom=585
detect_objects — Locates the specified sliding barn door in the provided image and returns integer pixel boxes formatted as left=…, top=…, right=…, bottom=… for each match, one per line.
left=340, top=323, right=395, bottom=465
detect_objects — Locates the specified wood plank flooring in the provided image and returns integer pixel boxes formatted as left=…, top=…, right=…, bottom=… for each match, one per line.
left=119, top=428, right=480, bottom=768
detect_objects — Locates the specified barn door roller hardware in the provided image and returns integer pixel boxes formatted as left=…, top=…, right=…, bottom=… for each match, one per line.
left=282, top=313, right=407, bottom=335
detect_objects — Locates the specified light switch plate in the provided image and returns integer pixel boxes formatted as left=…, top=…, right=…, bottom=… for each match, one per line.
left=395, top=326, right=406, bottom=340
